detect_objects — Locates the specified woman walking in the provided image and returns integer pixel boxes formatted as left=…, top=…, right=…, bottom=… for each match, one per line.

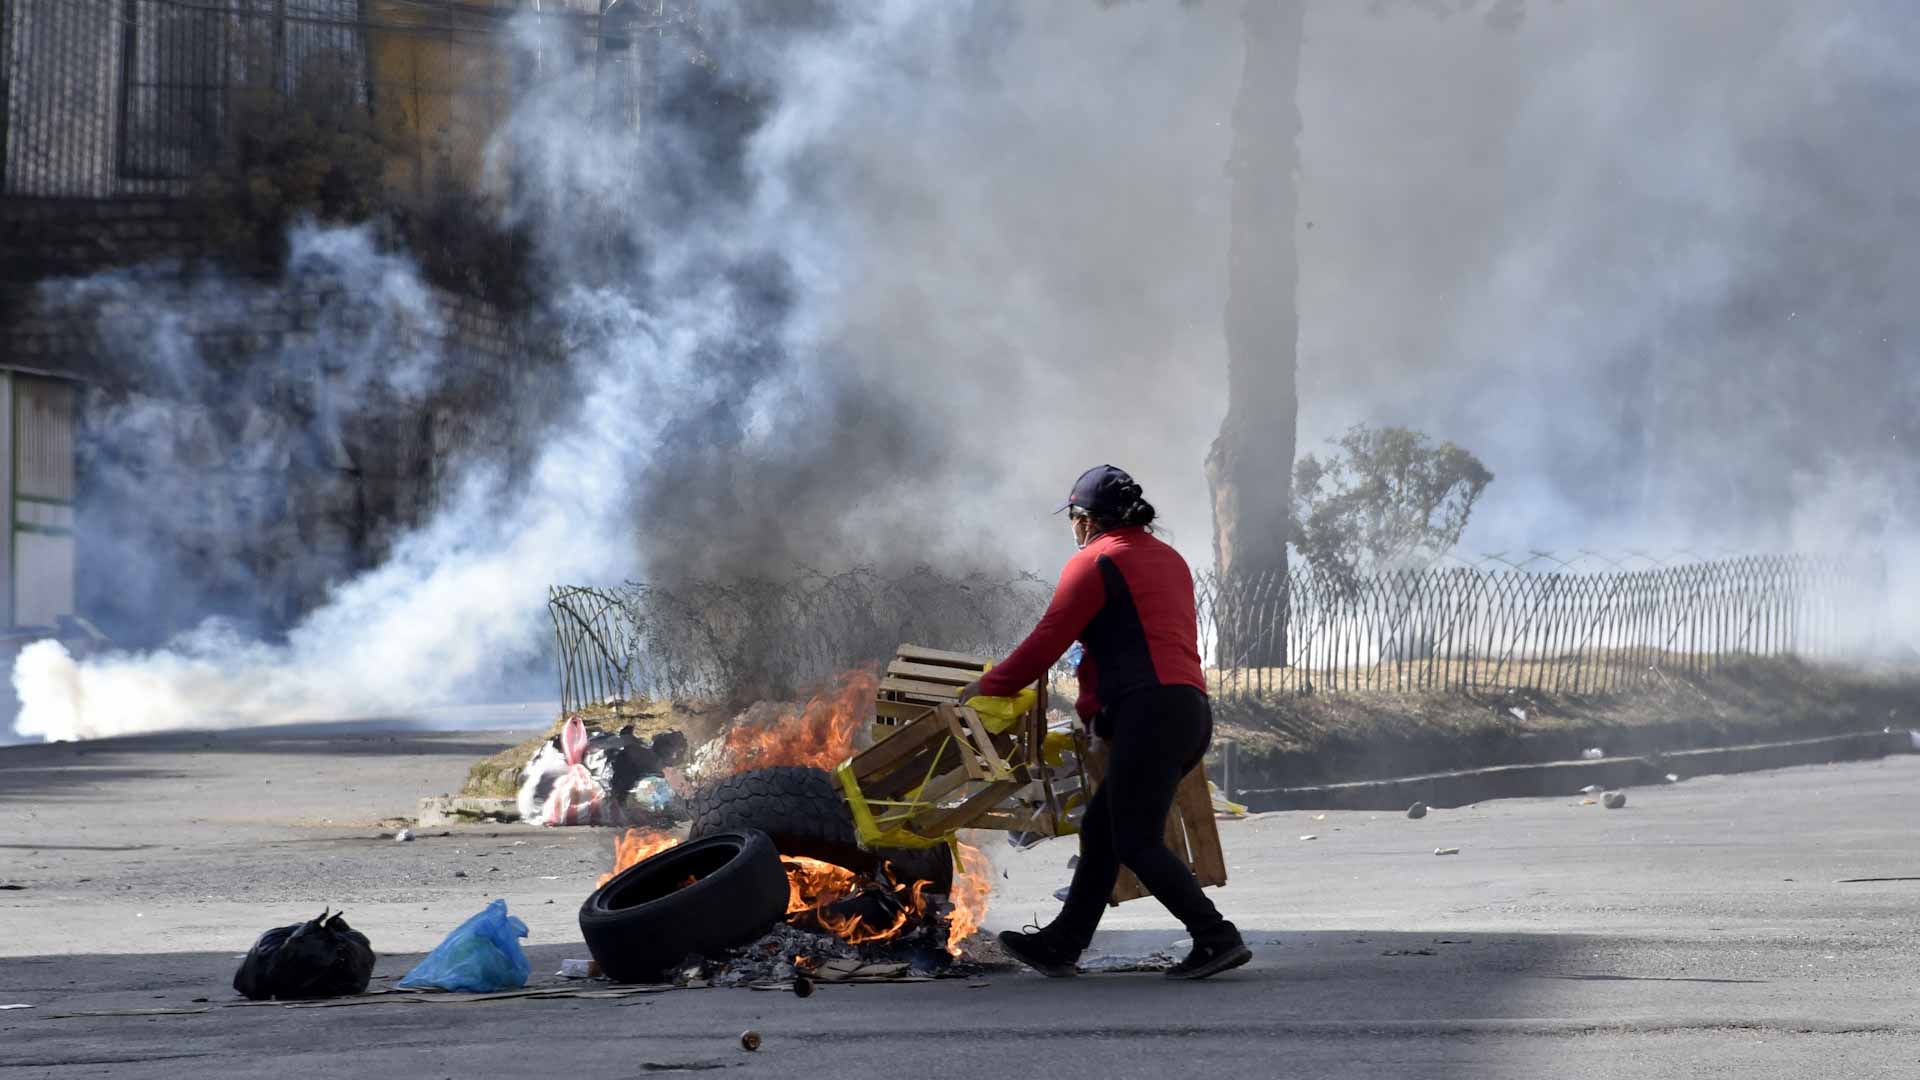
left=959, top=465, right=1250, bottom=980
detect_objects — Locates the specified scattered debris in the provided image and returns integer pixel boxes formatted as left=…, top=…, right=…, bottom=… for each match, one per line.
left=1298, top=834, right=1318, bottom=841
left=1311, top=813, right=1327, bottom=821
left=1580, top=799, right=1597, bottom=805
left=1580, top=784, right=1603, bottom=795
left=394, top=828, right=415, bottom=843
left=1509, top=707, right=1527, bottom=722
left=0, top=1004, right=32, bottom=1011
left=452, top=870, right=468, bottom=878
left=558, top=959, right=600, bottom=979
left=811, top=959, right=919, bottom=983
left=1434, top=847, right=1460, bottom=856
left=1665, top=773, right=1680, bottom=782
left=740, top=1030, right=762, bottom=1052
left=1208, top=782, right=1249, bottom=817
left=0, top=884, right=25, bottom=891
left=234, top=909, right=375, bottom=1002
left=1080, top=952, right=1175, bottom=974
left=792, top=975, right=814, bottom=998
left=1383, top=948, right=1437, bottom=957
left=1602, top=791, right=1627, bottom=809
left=1581, top=748, right=1605, bottom=760
left=1406, top=802, right=1428, bottom=820
left=399, top=899, right=530, bottom=992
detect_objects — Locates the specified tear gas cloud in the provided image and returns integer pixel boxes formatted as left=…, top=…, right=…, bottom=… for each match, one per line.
left=15, top=0, right=1920, bottom=740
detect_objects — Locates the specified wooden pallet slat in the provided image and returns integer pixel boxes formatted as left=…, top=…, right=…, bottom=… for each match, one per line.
left=878, top=676, right=966, bottom=699
left=1172, top=768, right=1228, bottom=886
left=895, top=645, right=991, bottom=668
left=885, top=660, right=981, bottom=685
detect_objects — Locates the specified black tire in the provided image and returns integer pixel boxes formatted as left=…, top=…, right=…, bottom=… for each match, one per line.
left=579, top=830, right=788, bottom=984
left=685, top=765, right=954, bottom=893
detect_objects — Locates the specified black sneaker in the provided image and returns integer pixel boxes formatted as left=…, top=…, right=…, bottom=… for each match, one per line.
left=997, top=928, right=1080, bottom=978
left=1166, top=929, right=1252, bottom=981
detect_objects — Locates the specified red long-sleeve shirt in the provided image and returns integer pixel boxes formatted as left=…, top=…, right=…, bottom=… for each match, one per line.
left=977, top=526, right=1206, bottom=720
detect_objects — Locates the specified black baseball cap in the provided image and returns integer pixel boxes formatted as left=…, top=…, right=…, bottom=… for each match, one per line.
left=1055, top=464, right=1141, bottom=517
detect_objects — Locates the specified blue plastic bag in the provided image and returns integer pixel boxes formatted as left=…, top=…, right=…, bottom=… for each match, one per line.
left=397, top=900, right=530, bottom=992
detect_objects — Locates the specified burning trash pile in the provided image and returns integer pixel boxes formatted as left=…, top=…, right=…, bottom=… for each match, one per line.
left=544, top=671, right=1004, bottom=984
left=515, top=671, right=876, bottom=827
left=580, top=825, right=998, bottom=986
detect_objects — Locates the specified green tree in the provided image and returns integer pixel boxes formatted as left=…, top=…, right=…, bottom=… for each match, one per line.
left=1290, top=424, right=1494, bottom=584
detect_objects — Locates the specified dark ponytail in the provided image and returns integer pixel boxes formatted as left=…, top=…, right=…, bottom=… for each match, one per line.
left=1087, top=479, right=1157, bottom=534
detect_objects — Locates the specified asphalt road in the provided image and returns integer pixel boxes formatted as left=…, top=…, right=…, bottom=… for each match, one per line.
left=4, top=725, right=1920, bottom=1078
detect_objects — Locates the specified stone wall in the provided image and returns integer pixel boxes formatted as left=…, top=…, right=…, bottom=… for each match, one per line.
left=0, top=198, right=206, bottom=282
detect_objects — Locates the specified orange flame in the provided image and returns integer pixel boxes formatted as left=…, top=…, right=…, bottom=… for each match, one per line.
left=944, top=840, right=993, bottom=956
left=713, top=670, right=877, bottom=775
left=783, top=856, right=931, bottom=945
left=599, top=827, right=683, bottom=887
left=596, top=828, right=945, bottom=949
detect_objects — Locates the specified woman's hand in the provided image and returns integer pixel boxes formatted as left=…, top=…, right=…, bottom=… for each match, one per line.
left=955, top=680, right=983, bottom=703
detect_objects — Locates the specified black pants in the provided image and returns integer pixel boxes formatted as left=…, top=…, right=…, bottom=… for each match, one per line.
left=1051, top=684, right=1230, bottom=951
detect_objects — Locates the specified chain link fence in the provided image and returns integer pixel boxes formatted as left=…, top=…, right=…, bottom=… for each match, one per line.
left=548, top=552, right=1881, bottom=712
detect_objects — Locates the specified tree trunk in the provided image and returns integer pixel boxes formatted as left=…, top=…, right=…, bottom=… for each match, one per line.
left=1206, top=0, right=1302, bottom=667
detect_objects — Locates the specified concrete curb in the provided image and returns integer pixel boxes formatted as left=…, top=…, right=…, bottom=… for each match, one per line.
left=1237, top=730, right=1914, bottom=813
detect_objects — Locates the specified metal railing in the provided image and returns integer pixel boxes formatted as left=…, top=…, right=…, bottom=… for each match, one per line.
left=549, top=552, right=1879, bottom=713
left=2, top=0, right=662, bottom=197
left=1198, top=553, right=1876, bottom=700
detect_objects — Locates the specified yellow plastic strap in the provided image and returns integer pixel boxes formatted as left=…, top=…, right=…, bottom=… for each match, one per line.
left=1041, top=729, right=1076, bottom=767
left=959, top=687, right=1038, bottom=734
left=834, top=761, right=952, bottom=851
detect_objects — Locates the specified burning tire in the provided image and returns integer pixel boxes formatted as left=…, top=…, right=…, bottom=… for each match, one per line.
left=578, top=829, right=788, bottom=984
left=685, top=766, right=954, bottom=894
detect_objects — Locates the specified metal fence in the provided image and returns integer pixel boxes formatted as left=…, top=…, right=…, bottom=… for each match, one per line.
left=548, top=553, right=1880, bottom=712
left=2, top=0, right=659, bottom=198
left=1197, top=553, right=1876, bottom=700
left=549, top=569, right=1054, bottom=713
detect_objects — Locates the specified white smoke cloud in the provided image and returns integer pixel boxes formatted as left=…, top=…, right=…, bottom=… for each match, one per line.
left=13, top=3, right=961, bottom=741
left=18, top=1, right=1920, bottom=740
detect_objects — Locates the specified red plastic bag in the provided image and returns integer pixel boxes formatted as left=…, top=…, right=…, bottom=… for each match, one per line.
left=540, top=717, right=623, bottom=826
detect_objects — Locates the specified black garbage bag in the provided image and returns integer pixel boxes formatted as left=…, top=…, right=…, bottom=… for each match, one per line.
left=233, top=909, right=376, bottom=1001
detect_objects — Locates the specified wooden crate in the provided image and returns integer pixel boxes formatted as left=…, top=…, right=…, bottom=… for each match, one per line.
left=846, top=644, right=1074, bottom=845
left=852, top=644, right=1227, bottom=903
